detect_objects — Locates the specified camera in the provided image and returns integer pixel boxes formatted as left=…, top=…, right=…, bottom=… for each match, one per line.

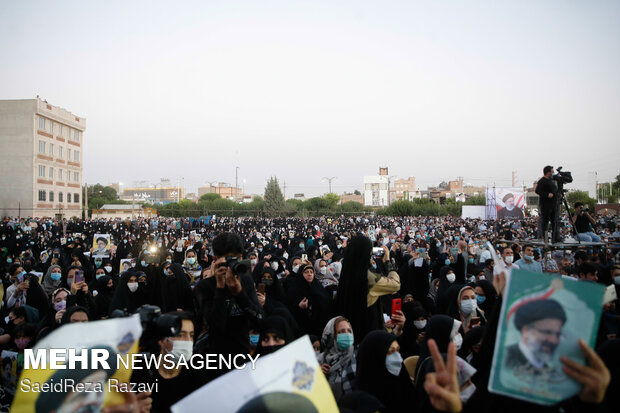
left=372, top=247, right=385, bottom=258
left=552, top=166, right=573, bottom=185
left=581, top=207, right=589, bottom=212
left=222, top=256, right=248, bottom=275
left=111, top=305, right=181, bottom=341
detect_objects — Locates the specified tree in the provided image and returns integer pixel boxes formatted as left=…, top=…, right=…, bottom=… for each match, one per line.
left=566, top=190, right=597, bottom=212
left=84, top=184, right=128, bottom=211
left=264, top=177, right=285, bottom=216
left=353, top=189, right=361, bottom=195
left=323, top=193, right=340, bottom=208
left=199, top=193, right=222, bottom=202
left=340, top=201, right=365, bottom=214
left=464, top=195, right=486, bottom=206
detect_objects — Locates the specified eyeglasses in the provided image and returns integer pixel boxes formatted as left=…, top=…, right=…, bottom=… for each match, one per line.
left=531, top=327, right=565, bottom=341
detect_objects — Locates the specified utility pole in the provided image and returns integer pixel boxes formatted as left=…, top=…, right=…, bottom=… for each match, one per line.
left=512, top=171, right=517, bottom=187
left=235, top=166, right=239, bottom=202
left=322, top=177, right=337, bottom=194
left=283, top=180, right=287, bottom=200
left=84, top=182, right=88, bottom=219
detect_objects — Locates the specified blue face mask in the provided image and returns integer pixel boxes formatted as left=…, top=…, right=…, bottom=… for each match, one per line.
left=371, top=263, right=377, bottom=270
left=468, top=258, right=474, bottom=264
left=476, top=295, right=486, bottom=304
left=454, top=236, right=459, bottom=241
left=445, top=259, right=451, bottom=266
left=141, top=260, right=148, bottom=267
left=17, top=271, right=27, bottom=282
left=50, top=272, right=62, bottom=282
left=96, top=273, right=105, bottom=280
left=336, top=333, right=354, bottom=351
left=524, top=254, right=533, bottom=262
left=249, top=334, right=259, bottom=346
left=299, top=244, right=304, bottom=249
left=6, top=258, right=12, bottom=264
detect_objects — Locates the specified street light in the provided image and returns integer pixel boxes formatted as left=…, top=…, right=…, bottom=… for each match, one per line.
left=322, top=177, right=337, bottom=194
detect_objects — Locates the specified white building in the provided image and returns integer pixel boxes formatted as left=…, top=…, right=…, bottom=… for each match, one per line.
left=0, top=98, right=85, bottom=218
left=364, top=167, right=390, bottom=206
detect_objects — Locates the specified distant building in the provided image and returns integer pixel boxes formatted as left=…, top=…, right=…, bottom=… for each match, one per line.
left=92, top=204, right=156, bottom=219
left=394, top=177, right=416, bottom=201
left=293, top=193, right=306, bottom=202
left=364, top=167, right=390, bottom=207
left=197, top=183, right=242, bottom=200
left=340, top=193, right=364, bottom=204
left=0, top=97, right=85, bottom=218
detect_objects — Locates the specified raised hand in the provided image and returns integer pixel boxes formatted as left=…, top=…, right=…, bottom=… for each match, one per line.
left=561, top=339, right=610, bottom=404
left=424, top=339, right=462, bottom=413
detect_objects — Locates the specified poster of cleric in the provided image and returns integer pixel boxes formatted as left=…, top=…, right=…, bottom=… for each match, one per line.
left=485, top=187, right=526, bottom=220
left=488, top=269, right=605, bottom=405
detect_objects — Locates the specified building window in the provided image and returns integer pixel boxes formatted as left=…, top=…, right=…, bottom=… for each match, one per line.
left=38, top=141, right=46, bottom=153
left=74, top=193, right=79, bottom=203
left=38, top=190, right=46, bottom=201
left=59, top=192, right=63, bottom=203
left=58, top=169, right=63, bottom=180
left=49, top=143, right=54, bottom=155
left=49, top=120, right=53, bottom=134
left=67, top=171, right=71, bottom=182
left=67, top=193, right=72, bottom=203
left=67, top=148, right=71, bottom=160
left=74, top=172, right=79, bottom=182
left=58, top=146, right=63, bottom=158
left=38, top=165, right=45, bottom=177
left=49, top=191, right=54, bottom=202
left=49, top=167, right=54, bottom=179
left=74, top=130, right=79, bottom=141
left=74, top=150, right=79, bottom=162
left=59, top=124, right=63, bottom=136
left=38, top=117, right=45, bottom=130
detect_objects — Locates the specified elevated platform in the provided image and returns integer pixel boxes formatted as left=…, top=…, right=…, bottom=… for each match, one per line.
left=499, top=239, right=608, bottom=250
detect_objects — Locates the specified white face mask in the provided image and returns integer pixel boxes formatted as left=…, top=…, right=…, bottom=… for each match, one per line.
left=413, top=320, right=427, bottom=329
left=385, top=352, right=403, bottom=376
left=504, top=256, right=513, bottom=264
left=460, top=298, right=477, bottom=315
left=104, top=266, right=112, bottom=273
left=250, top=258, right=258, bottom=265
left=127, top=282, right=138, bottom=293
left=446, top=273, right=456, bottom=283
left=167, top=339, right=193, bottom=362
left=270, top=262, right=279, bottom=271
left=319, top=267, right=327, bottom=275
left=479, top=275, right=485, bottom=280
left=292, top=265, right=300, bottom=273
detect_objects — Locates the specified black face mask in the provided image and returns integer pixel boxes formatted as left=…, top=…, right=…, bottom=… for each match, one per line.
left=260, top=344, right=284, bottom=355
left=261, top=278, right=274, bottom=287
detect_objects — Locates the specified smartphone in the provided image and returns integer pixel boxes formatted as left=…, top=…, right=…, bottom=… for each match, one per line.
left=391, top=298, right=402, bottom=318
left=257, top=283, right=266, bottom=294
left=74, top=270, right=84, bottom=285
left=301, top=254, right=308, bottom=262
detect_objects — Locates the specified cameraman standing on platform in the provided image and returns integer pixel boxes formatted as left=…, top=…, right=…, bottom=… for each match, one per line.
left=572, top=202, right=602, bottom=243
left=535, top=165, right=559, bottom=242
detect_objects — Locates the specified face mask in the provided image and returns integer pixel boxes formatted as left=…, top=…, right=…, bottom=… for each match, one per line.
left=123, top=240, right=128, bottom=244
left=50, top=272, right=62, bottom=282
left=127, top=282, right=139, bottom=293
left=97, top=273, right=108, bottom=280
left=452, top=333, right=463, bottom=350
left=445, top=259, right=451, bottom=266
left=479, top=275, right=485, bottom=280
left=476, top=295, right=486, bottom=304
left=15, top=338, right=31, bottom=351
left=468, top=258, right=474, bottom=264
left=249, top=335, right=259, bottom=346
left=292, top=265, right=300, bottom=273
left=131, top=262, right=136, bottom=268
left=385, top=352, right=403, bottom=376
left=504, top=256, right=513, bottom=264
left=461, top=383, right=477, bottom=402
left=257, top=247, right=263, bottom=253
left=260, top=344, right=284, bottom=355
left=371, top=263, right=377, bottom=270
left=141, top=261, right=148, bottom=267
left=165, top=259, right=172, bottom=264
left=336, top=333, right=354, bottom=351
left=261, top=278, right=273, bottom=287
left=167, top=339, right=193, bottom=362
left=319, top=267, right=327, bottom=275
left=454, top=236, right=460, bottom=241
left=187, top=257, right=196, bottom=265
left=413, top=320, right=427, bottom=329
left=299, top=244, right=304, bottom=249
left=176, top=246, right=183, bottom=252
left=250, top=259, right=258, bottom=265
left=95, top=260, right=102, bottom=268
left=614, top=276, right=620, bottom=285
left=446, top=273, right=456, bottom=283
left=104, top=266, right=112, bottom=273
left=460, top=298, right=477, bottom=315
left=524, top=254, right=533, bottom=262
left=55, top=300, right=66, bottom=312
left=270, top=262, right=279, bottom=271
left=6, top=258, right=12, bottom=264
left=337, top=244, right=342, bottom=249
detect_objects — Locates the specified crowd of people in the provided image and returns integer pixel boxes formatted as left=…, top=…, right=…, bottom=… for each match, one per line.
left=0, top=214, right=618, bottom=412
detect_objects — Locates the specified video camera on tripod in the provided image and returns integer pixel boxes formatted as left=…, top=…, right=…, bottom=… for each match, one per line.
left=552, top=166, right=573, bottom=190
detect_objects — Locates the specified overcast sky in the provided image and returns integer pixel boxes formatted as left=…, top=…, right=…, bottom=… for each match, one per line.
left=1, top=0, right=619, bottom=198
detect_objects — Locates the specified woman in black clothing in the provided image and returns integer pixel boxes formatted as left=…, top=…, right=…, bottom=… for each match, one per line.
left=157, top=263, right=194, bottom=313
left=355, top=330, right=416, bottom=412
left=93, top=275, right=115, bottom=320
left=109, top=272, right=148, bottom=314
left=285, top=264, right=332, bottom=336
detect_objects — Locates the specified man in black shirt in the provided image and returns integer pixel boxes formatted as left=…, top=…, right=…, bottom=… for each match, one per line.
left=535, top=166, right=559, bottom=241
left=572, top=202, right=601, bottom=243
